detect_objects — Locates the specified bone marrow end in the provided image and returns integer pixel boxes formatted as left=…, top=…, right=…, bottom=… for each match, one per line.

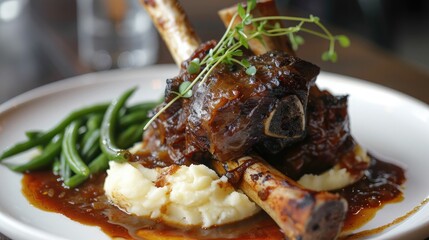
left=302, top=199, right=347, bottom=240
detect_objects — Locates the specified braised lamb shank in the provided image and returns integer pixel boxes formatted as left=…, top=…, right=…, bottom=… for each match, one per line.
left=138, top=0, right=358, bottom=239
left=186, top=50, right=320, bottom=163
left=143, top=42, right=320, bottom=165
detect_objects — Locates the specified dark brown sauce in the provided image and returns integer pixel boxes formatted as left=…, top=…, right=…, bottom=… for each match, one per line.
left=22, top=172, right=130, bottom=238
left=22, top=171, right=283, bottom=240
left=336, top=155, right=406, bottom=233
left=22, top=156, right=406, bottom=239
left=341, top=198, right=429, bottom=240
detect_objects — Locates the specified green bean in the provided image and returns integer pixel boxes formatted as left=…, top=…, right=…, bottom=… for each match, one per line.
left=0, top=103, right=109, bottom=161
left=117, top=122, right=146, bottom=149
left=78, top=115, right=102, bottom=161
left=119, top=111, right=148, bottom=129
left=62, top=121, right=90, bottom=176
left=81, top=129, right=101, bottom=161
left=64, top=154, right=108, bottom=188
left=84, top=144, right=101, bottom=162
left=127, top=101, right=160, bottom=113
left=52, top=157, right=61, bottom=175
left=80, top=114, right=102, bottom=146
left=25, top=131, right=43, bottom=140
left=86, top=114, right=103, bottom=130
left=25, top=131, right=46, bottom=150
left=60, top=153, right=71, bottom=182
left=100, top=87, right=137, bottom=162
left=10, top=134, right=63, bottom=172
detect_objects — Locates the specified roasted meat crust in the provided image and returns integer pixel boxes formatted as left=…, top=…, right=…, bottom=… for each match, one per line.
left=140, top=43, right=354, bottom=185
left=140, top=41, right=217, bottom=166
left=141, top=45, right=320, bottom=165
left=186, top=51, right=320, bottom=162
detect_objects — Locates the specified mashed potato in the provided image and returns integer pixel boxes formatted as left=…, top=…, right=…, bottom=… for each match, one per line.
left=298, top=144, right=370, bottom=191
left=104, top=162, right=260, bottom=228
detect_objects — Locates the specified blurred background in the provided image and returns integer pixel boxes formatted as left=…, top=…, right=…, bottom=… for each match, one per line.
left=0, top=0, right=428, bottom=104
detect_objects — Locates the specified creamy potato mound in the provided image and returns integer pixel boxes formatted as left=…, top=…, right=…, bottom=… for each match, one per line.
left=298, top=144, right=370, bottom=191
left=104, top=162, right=260, bottom=228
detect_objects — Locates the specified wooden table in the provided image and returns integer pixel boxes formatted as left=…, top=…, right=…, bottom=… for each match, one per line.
left=1, top=1, right=428, bottom=240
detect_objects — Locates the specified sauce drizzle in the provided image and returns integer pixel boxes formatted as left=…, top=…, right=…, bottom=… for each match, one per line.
left=340, top=198, right=429, bottom=239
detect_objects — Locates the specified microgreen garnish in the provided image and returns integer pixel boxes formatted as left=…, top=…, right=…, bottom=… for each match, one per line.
left=245, top=66, right=257, bottom=76
left=144, top=0, right=350, bottom=130
left=336, top=35, right=351, bottom=48
left=179, top=81, right=193, bottom=98
left=187, top=58, right=201, bottom=74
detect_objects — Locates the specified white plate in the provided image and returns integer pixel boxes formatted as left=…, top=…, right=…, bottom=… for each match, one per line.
left=0, top=65, right=428, bottom=240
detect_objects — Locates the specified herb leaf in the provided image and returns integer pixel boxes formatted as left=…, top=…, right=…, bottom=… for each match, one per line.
left=237, top=3, right=246, bottom=19
left=247, top=0, right=256, bottom=13
left=337, top=35, right=351, bottom=48
left=322, top=51, right=338, bottom=62
left=179, top=81, right=193, bottom=98
left=241, top=59, right=250, bottom=68
left=246, top=66, right=257, bottom=76
left=187, top=58, right=201, bottom=74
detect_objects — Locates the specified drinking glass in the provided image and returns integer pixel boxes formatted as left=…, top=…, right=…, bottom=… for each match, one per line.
left=77, top=0, right=158, bottom=71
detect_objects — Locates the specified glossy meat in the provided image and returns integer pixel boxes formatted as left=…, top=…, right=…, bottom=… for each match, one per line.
left=140, top=42, right=217, bottom=166
left=186, top=50, right=320, bottom=162
left=141, top=46, right=320, bottom=165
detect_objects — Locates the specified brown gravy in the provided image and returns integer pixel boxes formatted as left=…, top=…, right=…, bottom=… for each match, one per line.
left=337, top=155, right=406, bottom=232
left=22, top=156, right=406, bottom=239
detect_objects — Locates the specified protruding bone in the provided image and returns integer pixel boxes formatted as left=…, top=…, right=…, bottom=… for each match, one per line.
left=140, top=0, right=201, bottom=65
left=218, top=0, right=295, bottom=56
left=212, top=156, right=347, bottom=240
left=264, top=95, right=306, bottom=139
